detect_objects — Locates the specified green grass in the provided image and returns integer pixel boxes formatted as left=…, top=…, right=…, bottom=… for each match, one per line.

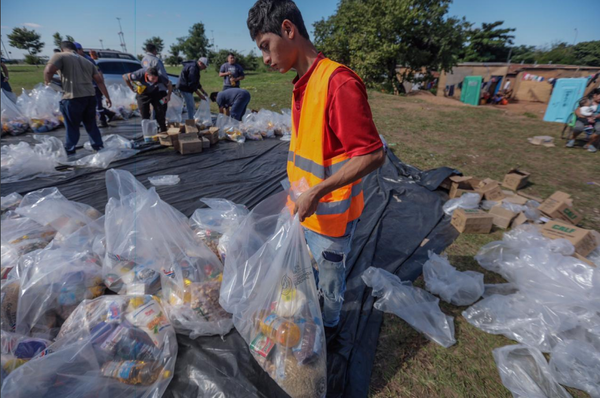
left=4, top=65, right=46, bottom=93
left=6, top=65, right=598, bottom=397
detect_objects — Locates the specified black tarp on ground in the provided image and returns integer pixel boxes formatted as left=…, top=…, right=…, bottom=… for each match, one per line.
left=1, top=121, right=459, bottom=398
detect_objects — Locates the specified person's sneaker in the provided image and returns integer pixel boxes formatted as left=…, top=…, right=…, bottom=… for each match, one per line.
left=588, top=146, right=598, bottom=153
left=100, top=120, right=110, bottom=128
left=565, top=139, right=575, bottom=148
left=65, top=149, right=76, bottom=156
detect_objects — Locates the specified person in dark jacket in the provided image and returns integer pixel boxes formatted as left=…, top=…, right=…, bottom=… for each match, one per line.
left=177, top=57, right=209, bottom=120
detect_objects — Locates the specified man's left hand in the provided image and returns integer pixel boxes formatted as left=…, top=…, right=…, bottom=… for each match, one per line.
left=294, top=188, right=320, bottom=222
left=163, top=95, right=171, bottom=104
left=105, top=98, right=112, bottom=108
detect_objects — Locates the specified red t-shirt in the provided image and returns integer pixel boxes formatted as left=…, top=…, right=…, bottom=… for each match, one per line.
left=292, top=53, right=382, bottom=159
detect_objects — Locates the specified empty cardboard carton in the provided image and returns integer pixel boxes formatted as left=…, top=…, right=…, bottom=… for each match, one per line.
left=157, top=133, right=173, bottom=147
left=541, top=221, right=598, bottom=257
left=539, top=191, right=581, bottom=225
left=476, top=179, right=505, bottom=201
left=448, top=176, right=482, bottom=199
left=185, top=119, right=199, bottom=134
left=510, top=212, right=529, bottom=229
left=451, top=209, right=493, bottom=234
left=201, top=128, right=219, bottom=145
left=503, top=195, right=528, bottom=206
left=489, top=205, right=519, bottom=229
left=201, top=136, right=210, bottom=149
left=502, top=168, right=530, bottom=191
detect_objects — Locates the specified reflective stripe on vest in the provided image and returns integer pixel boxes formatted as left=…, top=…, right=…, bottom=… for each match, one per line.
left=287, top=58, right=365, bottom=237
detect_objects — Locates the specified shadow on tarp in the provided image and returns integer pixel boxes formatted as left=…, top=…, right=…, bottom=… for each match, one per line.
left=1, top=123, right=459, bottom=398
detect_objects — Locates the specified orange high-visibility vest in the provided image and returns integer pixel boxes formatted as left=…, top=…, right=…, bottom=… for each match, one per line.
left=287, top=58, right=364, bottom=237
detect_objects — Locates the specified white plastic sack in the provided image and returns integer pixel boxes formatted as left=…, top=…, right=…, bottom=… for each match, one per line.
left=493, top=344, right=572, bottom=398
left=549, top=340, right=600, bottom=398
left=1, top=331, right=50, bottom=386
left=103, top=169, right=232, bottom=338
left=1, top=295, right=177, bottom=398
left=148, top=175, right=180, bottom=186
left=362, top=266, right=456, bottom=348
left=194, top=99, right=212, bottom=127
left=165, top=94, right=184, bottom=123
left=442, top=192, right=481, bottom=216
left=17, top=85, right=62, bottom=132
left=1, top=136, right=66, bottom=183
left=422, top=251, right=484, bottom=306
left=1, top=90, right=29, bottom=136
left=220, top=189, right=327, bottom=398
left=84, top=134, right=133, bottom=151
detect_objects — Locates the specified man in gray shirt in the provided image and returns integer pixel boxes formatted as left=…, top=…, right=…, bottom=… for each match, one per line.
left=142, top=43, right=168, bottom=79
left=209, top=88, right=251, bottom=121
left=219, top=53, right=245, bottom=90
left=44, top=41, right=112, bottom=154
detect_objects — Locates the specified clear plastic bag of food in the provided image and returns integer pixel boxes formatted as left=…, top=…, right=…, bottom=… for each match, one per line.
left=104, top=169, right=232, bottom=337
left=17, top=85, right=62, bottom=133
left=1, top=280, right=21, bottom=332
left=1, top=193, right=23, bottom=220
left=1, top=295, right=177, bottom=398
left=1, top=331, right=50, bottom=386
left=549, top=340, right=600, bottom=398
left=422, top=251, right=484, bottom=306
left=220, top=190, right=327, bottom=398
left=189, top=198, right=248, bottom=262
left=362, top=266, right=456, bottom=348
left=1, top=90, right=29, bottom=136
left=442, top=192, right=481, bottom=216
left=492, top=344, right=571, bottom=398
left=194, top=99, right=212, bottom=128
left=166, top=93, right=184, bottom=123
left=1, top=136, right=66, bottom=183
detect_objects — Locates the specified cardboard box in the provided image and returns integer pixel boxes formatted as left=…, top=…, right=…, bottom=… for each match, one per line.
left=157, top=133, right=173, bottom=147
left=167, top=122, right=185, bottom=133
left=179, top=132, right=199, bottom=143
left=510, top=212, right=529, bottom=229
left=451, top=209, right=493, bottom=234
left=448, top=176, right=482, bottom=199
left=503, top=195, right=528, bottom=206
left=201, top=136, right=210, bottom=149
left=502, top=168, right=530, bottom=191
left=538, top=191, right=581, bottom=225
left=178, top=139, right=203, bottom=155
left=200, top=128, right=219, bottom=145
left=185, top=119, right=199, bottom=134
left=540, top=221, right=598, bottom=257
left=489, top=206, right=519, bottom=229
left=476, top=179, right=505, bottom=201
left=573, top=253, right=596, bottom=268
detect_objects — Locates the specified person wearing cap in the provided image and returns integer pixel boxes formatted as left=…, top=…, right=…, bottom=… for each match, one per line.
left=74, top=42, right=115, bottom=127
left=177, top=57, right=210, bottom=120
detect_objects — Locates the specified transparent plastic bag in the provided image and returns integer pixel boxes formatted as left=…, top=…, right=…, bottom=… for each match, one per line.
left=549, top=340, right=600, bottom=398
left=442, top=192, right=481, bottom=216
left=1, top=280, right=21, bottom=332
left=1, top=90, right=29, bottom=136
left=422, top=251, right=484, bottom=306
left=1, top=217, right=56, bottom=276
left=84, top=134, right=133, bottom=151
left=107, top=84, right=137, bottom=120
left=62, top=148, right=139, bottom=169
left=148, top=175, right=180, bottom=186
left=104, top=169, right=232, bottom=337
left=362, top=266, right=456, bottom=348
left=189, top=198, right=248, bottom=262
left=1, top=331, right=50, bottom=386
left=141, top=119, right=159, bottom=142
left=1, top=135, right=66, bottom=183
left=194, top=99, right=212, bottom=128
left=1, top=193, right=23, bottom=218
left=1, top=295, right=177, bottom=398
left=492, top=344, right=572, bottom=398
left=166, top=94, right=184, bottom=123
left=17, top=85, right=62, bottom=133
left=220, top=190, right=327, bottom=398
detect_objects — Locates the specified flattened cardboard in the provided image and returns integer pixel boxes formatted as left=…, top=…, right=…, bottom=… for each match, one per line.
left=185, top=119, right=199, bottom=134
left=157, top=133, right=173, bottom=147
left=517, top=192, right=544, bottom=203
left=502, top=168, right=531, bottom=191
left=449, top=176, right=482, bottom=199
left=451, top=209, right=493, bottom=234
left=489, top=206, right=519, bottom=229
left=178, top=139, right=203, bottom=155
left=541, top=221, right=598, bottom=257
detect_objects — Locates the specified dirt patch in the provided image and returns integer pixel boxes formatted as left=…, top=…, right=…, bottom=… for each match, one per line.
left=406, top=90, right=434, bottom=97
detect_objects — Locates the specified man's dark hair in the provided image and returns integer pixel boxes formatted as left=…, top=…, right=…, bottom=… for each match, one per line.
left=247, top=0, right=309, bottom=41
left=61, top=41, right=77, bottom=51
left=146, top=43, right=157, bottom=53
left=210, top=92, right=219, bottom=103
left=592, top=88, right=600, bottom=97
left=146, top=67, right=159, bottom=77
left=228, top=52, right=235, bottom=58
left=53, top=48, right=61, bottom=53
left=579, top=97, right=590, bottom=107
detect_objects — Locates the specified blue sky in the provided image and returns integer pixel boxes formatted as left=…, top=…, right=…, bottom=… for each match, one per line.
left=1, top=0, right=599, bottom=59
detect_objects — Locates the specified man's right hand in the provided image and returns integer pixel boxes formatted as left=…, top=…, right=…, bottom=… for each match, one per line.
left=105, top=98, right=112, bottom=108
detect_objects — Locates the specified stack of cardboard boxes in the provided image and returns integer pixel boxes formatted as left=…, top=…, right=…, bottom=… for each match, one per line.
left=445, top=168, right=598, bottom=263
left=157, top=119, right=220, bottom=155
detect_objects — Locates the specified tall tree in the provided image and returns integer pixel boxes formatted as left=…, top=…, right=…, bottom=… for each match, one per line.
left=143, top=36, right=164, bottom=54
left=314, top=0, right=467, bottom=91
left=165, top=44, right=183, bottom=66
left=65, top=35, right=75, bottom=43
left=461, top=21, right=515, bottom=62
left=176, top=23, right=211, bottom=60
left=8, top=27, right=44, bottom=65
left=209, top=49, right=257, bottom=72
left=573, top=41, right=600, bottom=67
left=52, top=33, right=76, bottom=49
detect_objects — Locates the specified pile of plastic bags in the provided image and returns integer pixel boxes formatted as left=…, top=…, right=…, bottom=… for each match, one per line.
left=1, top=90, right=30, bottom=136
left=16, top=85, right=63, bottom=133
left=220, top=189, right=327, bottom=398
left=106, top=84, right=138, bottom=120
left=1, top=135, right=66, bottom=183
left=213, top=109, right=292, bottom=143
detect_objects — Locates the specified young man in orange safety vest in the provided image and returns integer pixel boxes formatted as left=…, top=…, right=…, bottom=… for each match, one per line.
left=248, top=0, right=386, bottom=328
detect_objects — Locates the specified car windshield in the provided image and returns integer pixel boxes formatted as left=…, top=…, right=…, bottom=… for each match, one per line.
left=98, top=61, right=142, bottom=75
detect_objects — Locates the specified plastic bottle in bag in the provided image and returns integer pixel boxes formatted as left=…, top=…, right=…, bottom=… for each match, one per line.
left=100, top=360, right=167, bottom=385
left=256, top=312, right=301, bottom=347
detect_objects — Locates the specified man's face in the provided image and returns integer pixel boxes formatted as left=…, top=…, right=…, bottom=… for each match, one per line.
left=77, top=49, right=84, bottom=56
left=147, top=74, right=159, bottom=84
left=227, top=55, right=235, bottom=64
left=255, top=32, right=296, bottom=74
left=198, top=61, right=207, bottom=71
left=593, top=93, right=600, bottom=104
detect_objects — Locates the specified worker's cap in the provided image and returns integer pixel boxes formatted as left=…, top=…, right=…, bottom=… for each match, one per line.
left=198, top=57, right=209, bottom=67
left=74, top=42, right=83, bottom=50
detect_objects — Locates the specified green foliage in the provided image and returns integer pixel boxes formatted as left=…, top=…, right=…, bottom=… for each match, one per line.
left=53, top=33, right=76, bottom=49
left=509, top=41, right=599, bottom=66
left=136, top=54, right=144, bottom=61
left=165, top=44, right=184, bottom=66
left=574, top=41, right=600, bottom=66
left=175, top=23, right=211, bottom=61
left=8, top=27, right=45, bottom=56
left=24, top=54, right=42, bottom=65
left=313, top=0, right=466, bottom=92
left=143, top=36, right=164, bottom=54
left=461, top=21, right=515, bottom=62
left=209, top=49, right=259, bottom=72
left=66, top=35, right=75, bottom=43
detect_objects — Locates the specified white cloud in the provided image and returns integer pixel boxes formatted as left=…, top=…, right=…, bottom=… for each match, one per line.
left=23, top=22, right=42, bottom=28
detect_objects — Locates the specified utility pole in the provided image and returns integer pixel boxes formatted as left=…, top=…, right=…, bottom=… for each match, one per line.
left=573, top=28, right=578, bottom=46
left=99, top=39, right=104, bottom=49
left=117, top=17, right=128, bottom=53
left=1, top=36, right=11, bottom=59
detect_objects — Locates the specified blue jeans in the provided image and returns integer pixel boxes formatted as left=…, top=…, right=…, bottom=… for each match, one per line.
left=181, top=91, right=195, bottom=120
left=59, top=96, right=103, bottom=153
left=230, top=90, right=251, bottom=121
left=304, top=219, right=358, bottom=327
